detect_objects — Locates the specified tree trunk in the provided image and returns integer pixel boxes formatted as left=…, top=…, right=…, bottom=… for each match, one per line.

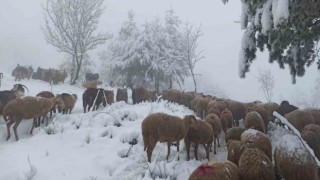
left=191, top=69, right=197, bottom=92
left=169, top=77, right=173, bottom=89
left=154, top=72, right=160, bottom=92
left=70, top=55, right=82, bottom=85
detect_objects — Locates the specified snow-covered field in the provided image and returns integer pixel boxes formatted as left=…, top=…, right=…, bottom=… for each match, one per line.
left=0, top=70, right=311, bottom=180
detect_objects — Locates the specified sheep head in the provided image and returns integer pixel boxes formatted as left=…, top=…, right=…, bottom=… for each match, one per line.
left=53, top=96, right=65, bottom=109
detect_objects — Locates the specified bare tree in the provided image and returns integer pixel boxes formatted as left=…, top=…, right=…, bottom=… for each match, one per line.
left=178, top=22, right=204, bottom=92
left=43, top=0, right=112, bottom=85
left=256, top=70, right=274, bottom=102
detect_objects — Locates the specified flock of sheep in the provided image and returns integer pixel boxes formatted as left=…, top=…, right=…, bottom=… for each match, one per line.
left=0, top=70, right=320, bottom=179
left=136, top=88, right=320, bottom=180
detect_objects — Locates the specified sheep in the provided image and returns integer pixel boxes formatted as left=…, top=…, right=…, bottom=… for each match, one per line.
left=141, top=113, right=196, bottom=163
left=226, top=140, right=245, bottom=166
left=246, top=106, right=270, bottom=130
left=238, top=143, right=275, bottom=180
left=82, top=80, right=98, bottom=89
left=196, top=97, right=211, bottom=118
left=244, top=111, right=266, bottom=133
left=301, top=124, right=320, bottom=160
left=161, top=89, right=182, bottom=104
left=220, top=108, right=233, bottom=134
left=272, top=100, right=298, bottom=122
left=104, top=90, right=114, bottom=105
left=184, top=120, right=213, bottom=160
left=0, top=84, right=28, bottom=115
left=206, top=100, right=221, bottom=117
left=34, top=91, right=56, bottom=127
left=274, top=134, right=319, bottom=180
left=180, top=92, right=194, bottom=108
left=116, top=88, right=128, bottom=103
left=57, top=93, right=77, bottom=114
left=226, top=100, right=246, bottom=126
left=189, top=160, right=241, bottom=180
left=51, top=69, right=67, bottom=84
left=3, top=96, right=65, bottom=141
left=305, top=108, right=320, bottom=126
left=132, top=86, right=156, bottom=104
left=82, top=88, right=106, bottom=113
left=257, top=102, right=279, bottom=119
left=12, top=64, right=33, bottom=81
left=241, top=129, right=272, bottom=161
left=225, top=127, right=246, bottom=143
left=190, top=94, right=202, bottom=113
left=284, top=109, right=315, bottom=132
left=204, top=113, right=222, bottom=154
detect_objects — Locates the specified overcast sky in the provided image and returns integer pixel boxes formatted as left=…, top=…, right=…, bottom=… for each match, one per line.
left=0, top=0, right=318, bottom=103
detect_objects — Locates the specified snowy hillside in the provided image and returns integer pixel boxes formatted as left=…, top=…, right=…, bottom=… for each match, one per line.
left=0, top=72, right=310, bottom=180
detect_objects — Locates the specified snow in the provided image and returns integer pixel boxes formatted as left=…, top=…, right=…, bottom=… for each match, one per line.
left=238, top=26, right=255, bottom=77
left=261, top=0, right=273, bottom=34
left=0, top=73, right=228, bottom=180
left=272, top=0, right=289, bottom=27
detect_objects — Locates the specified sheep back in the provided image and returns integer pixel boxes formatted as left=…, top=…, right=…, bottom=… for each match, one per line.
left=227, top=140, right=245, bottom=166
left=244, top=111, right=266, bottom=133
left=305, top=108, right=320, bottom=126
left=189, top=160, right=240, bottom=180
left=225, top=127, right=246, bottom=143
left=220, top=109, right=233, bottom=134
left=226, top=100, right=246, bottom=126
left=240, top=129, right=272, bottom=161
left=204, top=113, right=221, bottom=138
left=274, top=134, right=319, bottom=180
left=238, top=146, right=275, bottom=180
left=284, top=109, right=315, bottom=132
left=301, top=124, right=320, bottom=160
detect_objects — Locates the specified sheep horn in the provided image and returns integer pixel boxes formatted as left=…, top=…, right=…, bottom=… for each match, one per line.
left=21, top=84, right=29, bottom=92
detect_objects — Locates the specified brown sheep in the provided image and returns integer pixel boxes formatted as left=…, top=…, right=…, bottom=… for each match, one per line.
left=82, top=80, right=98, bottom=89
left=184, top=120, right=213, bottom=160
left=196, top=97, right=211, bottom=119
left=226, top=100, right=246, bottom=126
left=190, top=94, right=202, bottom=113
left=238, top=143, right=275, bottom=180
left=301, top=124, right=320, bottom=160
left=247, top=105, right=270, bottom=129
left=206, top=100, right=221, bottom=117
left=132, top=86, right=156, bottom=104
left=285, top=109, right=315, bottom=132
left=3, top=96, right=65, bottom=141
left=161, top=89, right=182, bottom=104
left=225, top=127, right=246, bottom=143
left=257, top=102, right=279, bottom=119
left=35, top=91, right=56, bottom=127
left=204, top=113, right=222, bottom=154
left=116, top=88, right=128, bottom=103
left=226, top=140, right=245, bottom=166
left=12, top=65, right=33, bottom=81
left=241, top=129, right=272, bottom=161
left=141, top=113, right=196, bottom=163
left=220, top=109, right=233, bottom=134
left=180, top=92, right=194, bottom=108
left=274, top=134, right=319, bottom=180
left=57, top=93, right=77, bottom=114
left=104, top=90, right=114, bottom=105
left=189, top=160, right=241, bottom=180
left=305, top=108, right=320, bottom=126
left=244, top=111, right=266, bottom=133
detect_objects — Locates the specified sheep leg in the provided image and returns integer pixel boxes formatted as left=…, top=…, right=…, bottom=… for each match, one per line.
left=217, top=136, right=221, bottom=147
left=147, top=137, right=157, bottom=163
left=205, top=143, right=210, bottom=160
left=194, top=143, right=199, bottom=160
left=166, top=141, right=172, bottom=161
left=185, top=140, right=191, bottom=161
left=13, top=119, right=22, bottom=141
left=6, top=120, right=15, bottom=141
left=176, top=141, right=180, bottom=161
left=214, top=138, right=217, bottom=154
left=45, top=115, right=49, bottom=126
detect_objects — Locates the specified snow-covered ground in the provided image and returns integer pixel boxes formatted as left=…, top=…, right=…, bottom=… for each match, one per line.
left=0, top=70, right=313, bottom=180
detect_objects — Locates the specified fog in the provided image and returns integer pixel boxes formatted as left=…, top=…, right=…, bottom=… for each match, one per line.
left=0, top=0, right=318, bottom=103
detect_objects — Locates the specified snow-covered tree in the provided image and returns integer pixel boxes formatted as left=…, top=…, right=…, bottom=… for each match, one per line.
left=256, top=69, right=274, bottom=102
left=177, top=22, right=204, bottom=92
left=43, top=0, right=112, bottom=85
left=104, top=11, right=142, bottom=88
left=224, top=0, right=320, bottom=84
